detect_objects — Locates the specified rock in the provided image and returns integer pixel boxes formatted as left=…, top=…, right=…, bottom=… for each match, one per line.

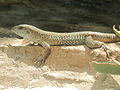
left=0, top=38, right=120, bottom=89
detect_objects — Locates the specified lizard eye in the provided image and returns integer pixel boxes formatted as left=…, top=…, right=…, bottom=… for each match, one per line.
left=18, top=26, right=24, bottom=30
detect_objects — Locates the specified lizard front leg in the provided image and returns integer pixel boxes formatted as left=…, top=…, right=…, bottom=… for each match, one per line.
left=85, top=36, right=120, bottom=62
left=34, top=41, right=51, bottom=67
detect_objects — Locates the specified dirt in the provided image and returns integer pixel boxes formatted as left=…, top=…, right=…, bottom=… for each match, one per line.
left=0, top=38, right=120, bottom=90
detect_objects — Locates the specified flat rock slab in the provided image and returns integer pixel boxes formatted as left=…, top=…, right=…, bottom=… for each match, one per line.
left=0, top=38, right=120, bottom=90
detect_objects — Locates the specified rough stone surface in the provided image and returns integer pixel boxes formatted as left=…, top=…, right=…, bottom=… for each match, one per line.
left=0, top=38, right=120, bottom=90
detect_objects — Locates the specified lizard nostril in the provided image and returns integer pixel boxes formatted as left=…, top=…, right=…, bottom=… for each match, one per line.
left=26, top=30, right=30, bottom=34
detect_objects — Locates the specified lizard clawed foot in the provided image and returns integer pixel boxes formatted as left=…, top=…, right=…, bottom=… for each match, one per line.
left=101, top=44, right=120, bottom=61
left=33, top=55, right=46, bottom=67
left=33, top=48, right=51, bottom=67
left=22, top=40, right=39, bottom=46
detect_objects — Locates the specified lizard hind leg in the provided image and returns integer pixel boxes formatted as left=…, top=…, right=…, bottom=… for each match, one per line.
left=85, top=36, right=103, bottom=49
left=85, top=36, right=120, bottom=63
left=101, top=43, right=120, bottom=65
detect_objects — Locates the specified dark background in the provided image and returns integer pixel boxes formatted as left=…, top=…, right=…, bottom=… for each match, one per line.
left=0, top=0, right=120, bottom=37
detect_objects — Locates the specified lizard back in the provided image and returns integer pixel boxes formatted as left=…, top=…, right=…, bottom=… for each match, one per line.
left=11, top=24, right=120, bottom=46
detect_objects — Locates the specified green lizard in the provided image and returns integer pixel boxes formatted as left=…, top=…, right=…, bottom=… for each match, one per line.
left=11, top=24, right=120, bottom=67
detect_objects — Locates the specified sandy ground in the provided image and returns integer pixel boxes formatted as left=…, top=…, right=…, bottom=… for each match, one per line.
left=0, top=38, right=120, bottom=90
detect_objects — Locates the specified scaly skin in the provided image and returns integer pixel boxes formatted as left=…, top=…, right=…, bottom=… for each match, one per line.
left=11, top=24, right=120, bottom=67
left=11, top=24, right=120, bottom=45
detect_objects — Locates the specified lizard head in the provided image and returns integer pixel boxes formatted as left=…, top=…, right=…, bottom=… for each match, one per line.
left=11, top=24, right=38, bottom=39
left=113, top=25, right=120, bottom=37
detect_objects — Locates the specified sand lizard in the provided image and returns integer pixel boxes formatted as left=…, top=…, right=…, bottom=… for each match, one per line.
left=11, top=24, right=120, bottom=67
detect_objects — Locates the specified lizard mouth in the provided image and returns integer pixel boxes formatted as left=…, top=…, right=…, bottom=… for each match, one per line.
left=11, top=26, right=18, bottom=33
left=113, top=25, right=120, bottom=37
left=11, top=26, right=25, bottom=38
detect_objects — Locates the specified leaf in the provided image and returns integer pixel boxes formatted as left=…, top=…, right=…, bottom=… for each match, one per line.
left=91, top=61, right=120, bottom=75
